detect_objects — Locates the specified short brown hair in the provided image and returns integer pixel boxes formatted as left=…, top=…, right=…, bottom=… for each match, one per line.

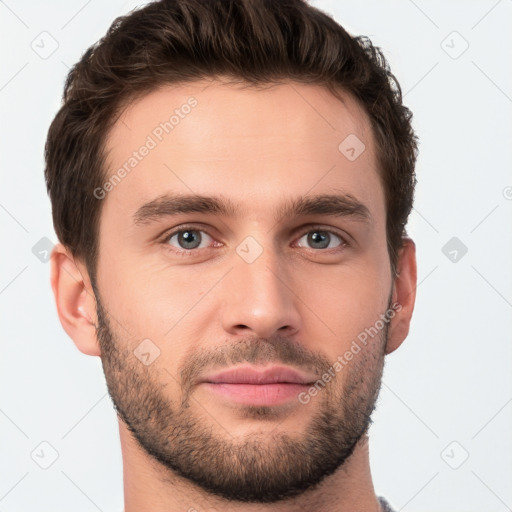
left=45, top=0, right=418, bottom=282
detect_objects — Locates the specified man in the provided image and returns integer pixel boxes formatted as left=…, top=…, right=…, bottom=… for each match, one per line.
left=46, top=0, right=418, bottom=510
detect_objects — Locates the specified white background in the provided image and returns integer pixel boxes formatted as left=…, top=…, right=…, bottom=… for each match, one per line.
left=1, top=1, right=511, bottom=511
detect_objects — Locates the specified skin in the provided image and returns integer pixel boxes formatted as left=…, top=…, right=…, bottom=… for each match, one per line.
left=51, top=78, right=417, bottom=512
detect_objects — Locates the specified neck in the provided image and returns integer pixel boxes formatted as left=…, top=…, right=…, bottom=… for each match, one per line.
left=120, top=422, right=382, bottom=512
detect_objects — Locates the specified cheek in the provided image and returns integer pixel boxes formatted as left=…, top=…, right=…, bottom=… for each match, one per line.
left=298, top=258, right=391, bottom=354
left=98, top=254, right=219, bottom=348
left=97, top=212, right=392, bottom=363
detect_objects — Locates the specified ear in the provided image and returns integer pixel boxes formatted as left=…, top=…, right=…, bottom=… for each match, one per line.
left=50, top=243, right=101, bottom=356
left=385, top=237, right=417, bottom=355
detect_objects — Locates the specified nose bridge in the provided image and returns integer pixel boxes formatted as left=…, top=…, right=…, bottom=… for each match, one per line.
left=221, top=234, right=301, bottom=338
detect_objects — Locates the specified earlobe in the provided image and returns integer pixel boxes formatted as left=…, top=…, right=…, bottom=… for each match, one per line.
left=50, top=243, right=101, bottom=357
left=385, top=237, right=417, bottom=355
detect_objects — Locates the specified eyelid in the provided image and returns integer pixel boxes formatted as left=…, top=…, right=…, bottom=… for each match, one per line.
left=159, top=224, right=218, bottom=250
left=159, top=223, right=350, bottom=255
left=294, top=224, right=349, bottom=248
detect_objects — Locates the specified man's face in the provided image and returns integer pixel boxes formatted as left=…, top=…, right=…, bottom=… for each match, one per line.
left=94, top=79, right=394, bottom=502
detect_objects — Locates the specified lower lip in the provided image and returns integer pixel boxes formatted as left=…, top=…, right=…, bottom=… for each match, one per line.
left=202, top=382, right=309, bottom=406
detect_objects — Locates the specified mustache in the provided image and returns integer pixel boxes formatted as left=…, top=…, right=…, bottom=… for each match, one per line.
left=179, top=336, right=332, bottom=388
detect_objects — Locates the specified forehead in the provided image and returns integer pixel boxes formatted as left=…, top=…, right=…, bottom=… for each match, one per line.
left=101, top=79, right=382, bottom=223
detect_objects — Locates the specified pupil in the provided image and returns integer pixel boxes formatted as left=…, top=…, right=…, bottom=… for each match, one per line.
left=180, top=230, right=200, bottom=249
left=177, top=230, right=330, bottom=250
left=309, top=231, right=329, bottom=249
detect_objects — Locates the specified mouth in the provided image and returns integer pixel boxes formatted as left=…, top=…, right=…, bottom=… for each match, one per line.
left=199, top=365, right=316, bottom=406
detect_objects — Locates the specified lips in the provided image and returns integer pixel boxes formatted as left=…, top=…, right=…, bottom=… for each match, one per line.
left=201, top=365, right=316, bottom=385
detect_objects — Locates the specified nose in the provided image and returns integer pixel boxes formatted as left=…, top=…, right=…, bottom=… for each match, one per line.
left=220, top=240, right=302, bottom=339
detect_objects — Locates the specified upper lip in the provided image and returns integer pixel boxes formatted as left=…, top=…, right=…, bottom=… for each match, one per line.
left=201, top=365, right=317, bottom=385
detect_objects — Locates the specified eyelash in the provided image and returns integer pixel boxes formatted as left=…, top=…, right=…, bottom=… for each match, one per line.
left=159, top=224, right=349, bottom=257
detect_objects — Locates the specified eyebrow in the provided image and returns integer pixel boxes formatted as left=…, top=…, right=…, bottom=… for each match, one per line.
left=133, top=193, right=372, bottom=226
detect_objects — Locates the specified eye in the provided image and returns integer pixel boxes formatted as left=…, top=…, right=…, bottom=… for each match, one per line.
left=159, top=224, right=348, bottom=257
left=163, top=227, right=216, bottom=254
left=295, top=228, right=346, bottom=251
